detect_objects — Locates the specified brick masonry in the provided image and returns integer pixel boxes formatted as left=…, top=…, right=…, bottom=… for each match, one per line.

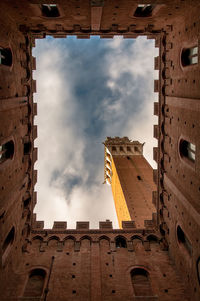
left=0, top=1, right=200, bottom=300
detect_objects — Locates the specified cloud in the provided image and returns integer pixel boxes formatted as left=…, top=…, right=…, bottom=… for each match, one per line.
left=33, top=36, right=158, bottom=229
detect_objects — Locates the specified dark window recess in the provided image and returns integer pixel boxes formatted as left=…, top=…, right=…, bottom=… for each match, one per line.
left=131, top=268, right=153, bottom=296
left=179, top=140, right=195, bottom=162
left=127, top=146, right=131, bottom=151
left=2, top=227, right=15, bottom=254
left=24, top=142, right=32, bottom=155
left=120, top=146, right=124, bottom=151
left=177, top=225, right=192, bottom=255
left=137, top=175, right=142, bottom=181
left=116, top=236, right=127, bottom=248
left=0, top=141, right=14, bottom=163
left=134, top=4, right=155, bottom=17
left=23, top=269, right=46, bottom=297
left=0, top=47, right=12, bottom=66
left=197, top=257, right=200, bottom=285
left=112, top=146, right=117, bottom=151
left=41, top=4, right=60, bottom=17
left=24, top=197, right=31, bottom=209
left=181, top=46, right=198, bottom=66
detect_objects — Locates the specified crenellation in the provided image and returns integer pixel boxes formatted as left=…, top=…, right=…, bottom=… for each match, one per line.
left=0, top=1, right=199, bottom=300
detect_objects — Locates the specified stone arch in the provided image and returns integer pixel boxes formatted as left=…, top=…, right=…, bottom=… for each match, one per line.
left=47, top=236, right=60, bottom=247
left=131, top=267, right=153, bottom=296
left=23, top=268, right=46, bottom=297
left=99, top=235, right=110, bottom=250
left=131, top=235, right=144, bottom=251
left=147, top=235, right=160, bottom=251
left=80, top=235, right=91, bottom=250
left=115, top=235, right=127, bottom=248
left=64, top=236, right=75, bottom=251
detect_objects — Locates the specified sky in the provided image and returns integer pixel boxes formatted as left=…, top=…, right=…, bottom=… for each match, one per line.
left=33, top=35, right=158, bottom=229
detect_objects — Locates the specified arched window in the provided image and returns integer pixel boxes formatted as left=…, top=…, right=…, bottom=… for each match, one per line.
left=2, top=226, right=15, bottom=264
left=134, top=4, right=155, bottom=17
left=181, top=46, right=198, bottom=66
left=177, top=225, right=192, bottom=256
left=179, top=140, right=195, bottom=162
left=23, top=269, right=46, bottom=297
left=115, top=236, right=127, bottom=248
left=41, top=4, right=60, bottom=17
left=0, top=140, right=14, bottom=163
left=0, top=47, right=12, bottom=66
left=131, top=268, right=153, bottom=296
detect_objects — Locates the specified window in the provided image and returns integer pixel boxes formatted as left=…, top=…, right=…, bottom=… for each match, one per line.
left=177, top=225, right=192, bottom=256
left=0, top=47, right=12, bottom=66
left=197, top=257, right=200, bottom=285
left=137, top=175, right=142, bottom=181
left=24, top=142, right=32, bottom=155
left=0, top=140, right=14, bottom=163
left=115, top=236, right=127, bottom=248
left=179, top=140, right=196, bottom=162
left=120, top=146, right=124, bottom=152
left=127, top=146, right=131, bottom=152
left=131, top=268, right=153, bottom=296
left=2, top=227, right=15, bottom=264
left=181, top=46, right=198, bottom=66
left=134, top=4, right=155, bottom=17
left=23, top=269, right=46, bottom=297
left=112, top=146, right=117, bottom=151
left=41, top=4, right=60, bottom=18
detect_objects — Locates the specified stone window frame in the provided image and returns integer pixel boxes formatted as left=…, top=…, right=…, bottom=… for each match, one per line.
left=130, top=267, right=154, bottom=297
left=178, top=136, right=196, bottom=170
left=0, top=139, right=15, bottom=165
left=22, top=268, right=47, bottom=298
left=176, top=224, right=192, bottom=257
left=41, top=4, right=60, bottom=18
left=0, top=46, right=13, bottom=69
left=180, top=41, right=199, bottom=70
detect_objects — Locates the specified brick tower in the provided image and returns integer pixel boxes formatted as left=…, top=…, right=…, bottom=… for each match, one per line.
left=104, top=137, right=156, bottom=228
left=0, top=1, right=200, bottom=300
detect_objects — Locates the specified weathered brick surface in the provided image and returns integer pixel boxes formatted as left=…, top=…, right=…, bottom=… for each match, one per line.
left=0, top=1, right=200, bottom=300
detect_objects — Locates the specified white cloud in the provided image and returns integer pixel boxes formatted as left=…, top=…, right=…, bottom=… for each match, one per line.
left=33, top=36, right=158, bottom=229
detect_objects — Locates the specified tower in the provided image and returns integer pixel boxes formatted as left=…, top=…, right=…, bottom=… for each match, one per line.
left=104, top=137, right=156, bottom=228
left=0, top=1, right=200, bottom=300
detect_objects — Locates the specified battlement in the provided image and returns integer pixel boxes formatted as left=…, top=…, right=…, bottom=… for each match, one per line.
left=32, top=214, right=156, bottom=232
left=103, top=137, right=144, bottom=184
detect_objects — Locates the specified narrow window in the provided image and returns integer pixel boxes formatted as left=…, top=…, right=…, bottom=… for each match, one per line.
left=0, top=140, right=14, bottom=163
left=134, top=146, right=138, bottom=152
left=2, top=227, right=15, bottom=264
left=115, top=236, right=127, bottom=248
left=120, top=146, right=124, bottom=152
left=131, top=268, right=153, bottom=296
left=181, top=46, right=198, bottom=66
left=24, top=142, right=32, bottom=155
left=41, top=4, right=60, bottom=17
left=0, top=47, right=12, bottom=66
left=134, top=4, right=155, bottom=17
left=23, top=269, right=46, bottom=297
left=179, top=140, right=196, bottom=162
left=137, top=175, right=142, bottom=181
left=112, top=146, right=117, bottom=151
left=127, top=146, right=131, bottom=152
left=177, top=225, right=192, bottom=256
left=197, top=257, right=200, bottom=285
